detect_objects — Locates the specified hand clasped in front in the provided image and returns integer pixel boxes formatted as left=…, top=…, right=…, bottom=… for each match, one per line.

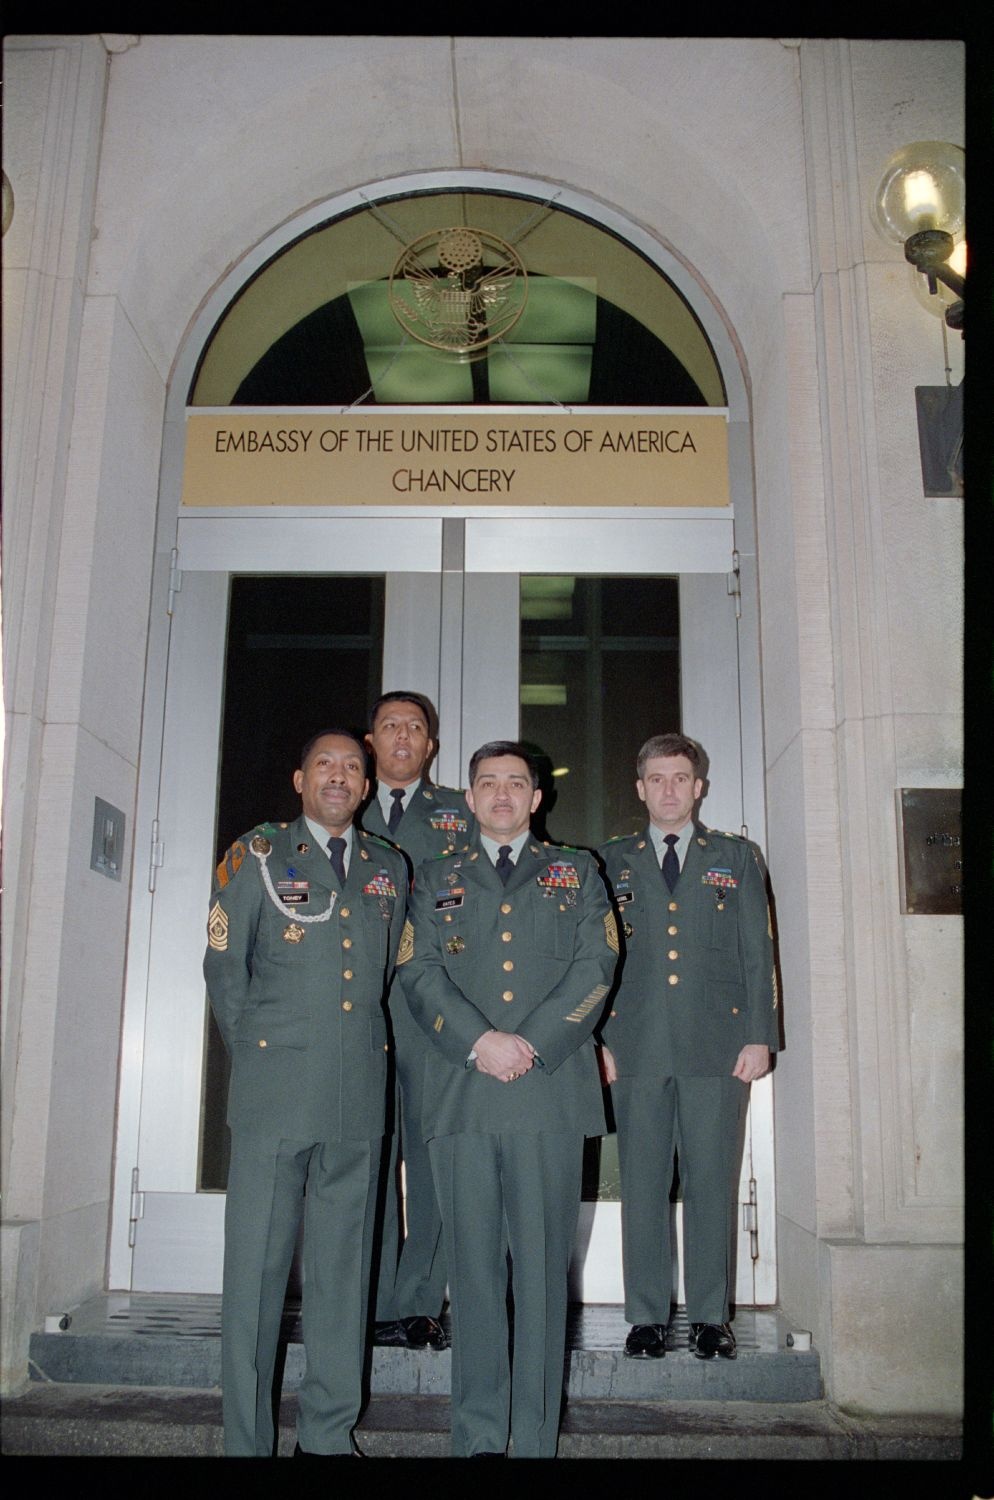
left=473, top=1029, right=536, bottom=1083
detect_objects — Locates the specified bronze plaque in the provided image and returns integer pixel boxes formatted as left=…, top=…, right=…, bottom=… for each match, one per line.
left=897, top=788, right=962, bottom=915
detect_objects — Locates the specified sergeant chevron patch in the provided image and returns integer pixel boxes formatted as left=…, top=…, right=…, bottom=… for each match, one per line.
left=396, top=919, right=414, bottom=965
left=604, top=911, right=619, bottom=954
left=208, top=901, right=229, bottom=951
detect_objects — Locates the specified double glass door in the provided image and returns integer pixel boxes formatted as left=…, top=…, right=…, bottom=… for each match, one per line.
left=113, top=513, right=775, bottom=1305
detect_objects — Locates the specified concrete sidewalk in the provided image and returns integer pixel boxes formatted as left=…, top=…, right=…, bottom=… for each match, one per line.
left=1, top=1383, right=962, bottom=1460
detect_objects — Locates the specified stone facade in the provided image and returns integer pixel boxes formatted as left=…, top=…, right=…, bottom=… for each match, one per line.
left=1, top=35, right=963, bottom=1414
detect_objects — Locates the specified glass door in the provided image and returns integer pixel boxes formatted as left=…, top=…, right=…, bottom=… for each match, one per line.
left=113, top=516, right=773, bottom=1305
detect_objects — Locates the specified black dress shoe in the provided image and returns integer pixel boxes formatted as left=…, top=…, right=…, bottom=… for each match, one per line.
left=689, top=1322, right=737, bottom=1360
left=373, top=1319, right=410, bottom=1347
left=624, top=1323, right=667, bottom=1358
left=401, top=1314, right=450, bottom=1350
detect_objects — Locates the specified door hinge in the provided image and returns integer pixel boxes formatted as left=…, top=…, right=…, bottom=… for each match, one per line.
left=726, top=549, right=742, bottom=620
left=128, top=1167, right=145, bottom=1248
left=741, top=1175, right=759, bottom=1261
left=148, top=818, right=165, bottom=893
left=167, top=548, right=182, bottom=616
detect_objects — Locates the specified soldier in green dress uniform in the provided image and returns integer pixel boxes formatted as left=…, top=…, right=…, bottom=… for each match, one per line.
left=203, top=729, right=407, bottom=1457
left=361, top=691, right=475, bottom=1352
left=598, top=733, right=779, bottom=1363
left=397, top=741, right=618, bottom=1457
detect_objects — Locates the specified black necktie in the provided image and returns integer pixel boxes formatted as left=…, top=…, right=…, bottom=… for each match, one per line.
left=495, top=845, right=514, bottom=884
left=661, top=833, right=680, bottom=892
left=387, top=787, right=405, bottom=834
left=327, top=836, right=347, bottom=885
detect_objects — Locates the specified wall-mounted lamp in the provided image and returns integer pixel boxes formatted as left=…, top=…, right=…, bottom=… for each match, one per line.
left=870, top=140, right=965, bottom=332
left=870, top=141, right=965, bottom=498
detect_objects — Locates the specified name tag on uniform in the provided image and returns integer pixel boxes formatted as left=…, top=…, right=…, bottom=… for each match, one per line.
left=276, top=880, right=310, bottom=906
left=615, top=890, right=634, bottom=905
left=435, top=887, right=465, bottom=910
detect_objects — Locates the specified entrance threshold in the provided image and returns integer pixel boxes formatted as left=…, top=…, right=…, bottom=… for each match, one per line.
left=29, top=1293, right=820, bottom=1403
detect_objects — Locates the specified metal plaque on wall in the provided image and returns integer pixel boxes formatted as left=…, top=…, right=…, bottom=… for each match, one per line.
left=897, top=788, right=962, bottom=915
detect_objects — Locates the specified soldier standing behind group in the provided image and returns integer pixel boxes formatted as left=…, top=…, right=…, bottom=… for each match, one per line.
left=361, top=691, right=475, bottom=1352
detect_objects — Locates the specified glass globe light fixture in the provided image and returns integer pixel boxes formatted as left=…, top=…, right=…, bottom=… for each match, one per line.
left=871, top=141, right=965, bottom=327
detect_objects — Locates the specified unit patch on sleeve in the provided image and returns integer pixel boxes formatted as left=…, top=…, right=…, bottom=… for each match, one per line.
left=215, top=840, right=247, bottom=890
left=208, top=901, right=229, bottom=951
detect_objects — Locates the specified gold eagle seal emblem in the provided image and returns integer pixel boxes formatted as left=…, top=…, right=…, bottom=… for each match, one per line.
left=389, top=227, right=527, bottom=355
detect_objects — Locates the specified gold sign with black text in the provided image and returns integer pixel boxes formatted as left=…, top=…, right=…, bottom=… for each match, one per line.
left=181, top=410, right=730, bottom=508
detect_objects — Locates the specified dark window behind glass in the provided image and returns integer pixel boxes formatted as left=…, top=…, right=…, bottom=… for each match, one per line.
left=199, top=576, right=384, bottom=1191
left=519, top=576, right=681, bottom=1198
left=520, top=576, right=681, bottom=849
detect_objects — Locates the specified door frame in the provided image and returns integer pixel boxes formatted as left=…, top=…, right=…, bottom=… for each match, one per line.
left=110, top=170, right=770, bottom=1297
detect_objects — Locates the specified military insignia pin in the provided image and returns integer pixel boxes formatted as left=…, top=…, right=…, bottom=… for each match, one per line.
left=296, top=842, right=310, bottom=854
left=445, top=935, right=466, bottom=955
left=251, top=834, right=272, bottom=855
left=282, top=923, right=305, bottom=944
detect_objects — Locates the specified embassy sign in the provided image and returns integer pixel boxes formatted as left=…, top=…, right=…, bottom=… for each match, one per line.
left=181, top=409, right=730, bottom=508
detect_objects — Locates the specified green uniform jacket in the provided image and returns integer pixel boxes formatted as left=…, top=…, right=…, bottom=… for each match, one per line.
left=360, top=783, right=476, bottom=1055
left=203, top=816, right=408, bottom=1142
left=599, top=825, right=779, bottom=1078
left=360, top=781, right=476, bottom=878
left=397, top=836, right=618, bottom=1140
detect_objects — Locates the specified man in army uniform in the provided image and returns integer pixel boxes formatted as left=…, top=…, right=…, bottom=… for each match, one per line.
left=599, top=733, right=779, bottom=1363
left=361, top=690, right=474, bottom=1353
left=203, top=729, right=408, bottom=1457
left=397, top=741, right=618, bottom=1458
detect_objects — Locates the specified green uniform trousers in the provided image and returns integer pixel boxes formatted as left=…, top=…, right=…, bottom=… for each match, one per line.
left=612, top=1075, right=746, bottom=1325
left=375, top=1069, right=446, bottom=1321
left=221, top=1134, right=379, bottom=1456
left=429, top=1130, right=583, bottom=1459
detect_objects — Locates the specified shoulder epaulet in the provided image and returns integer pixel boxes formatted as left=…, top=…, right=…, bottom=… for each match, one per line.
left=546, top=840, right=579, bottom=853
left=705, top=826, right=746, bottom=842
left=361, top=830, right=399, bottom=851
left=604, top=832, right=637, bottom=845
left=429, top=842, right=472, bottom=860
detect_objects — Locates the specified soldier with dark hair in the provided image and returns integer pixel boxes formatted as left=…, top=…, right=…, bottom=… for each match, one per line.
left=362, top=691, right=475, bottom=1353
left=204, top=730, right=407, bottom=1457
left=397, top=741, right=617, bottom=1458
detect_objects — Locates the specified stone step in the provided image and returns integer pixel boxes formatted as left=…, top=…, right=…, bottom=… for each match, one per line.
left=27, top=1296, right=822, bottom=1403
left=1, top=1385, right=962, bottom=1460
